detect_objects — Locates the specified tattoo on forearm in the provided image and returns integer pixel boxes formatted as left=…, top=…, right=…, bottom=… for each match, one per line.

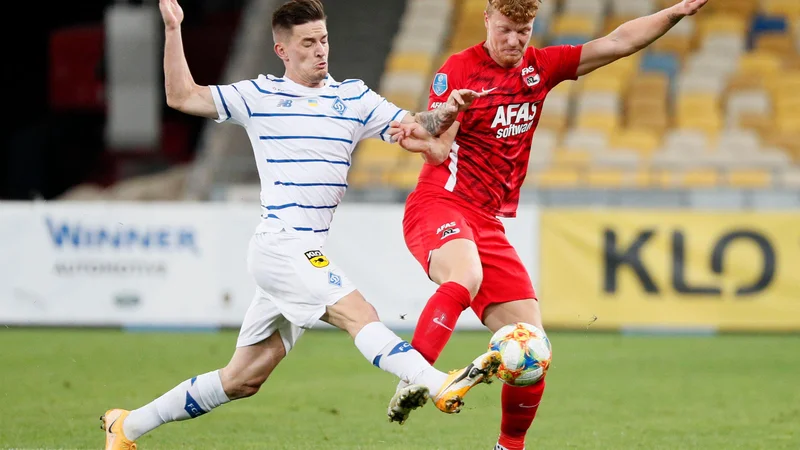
left=666, top=12, right=682, bottom=26
left=414, top=107, right=455, bottom=137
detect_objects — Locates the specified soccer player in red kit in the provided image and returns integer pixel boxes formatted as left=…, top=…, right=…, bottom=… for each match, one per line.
left=387, top=0, right=709, bottom=448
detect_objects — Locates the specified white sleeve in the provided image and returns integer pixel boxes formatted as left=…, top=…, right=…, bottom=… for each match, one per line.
left=209, top=80, right=254, bottom=127
left=354, top=84, right=408, bottom=142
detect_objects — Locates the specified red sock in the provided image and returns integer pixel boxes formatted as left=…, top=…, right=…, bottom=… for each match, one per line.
left=410, top=282, right=471, bottom=364
left=498, top=379, right=546, bottom=450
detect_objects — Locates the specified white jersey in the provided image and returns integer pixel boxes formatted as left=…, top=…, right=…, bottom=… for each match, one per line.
left=210, top=74, right=407, bottom=235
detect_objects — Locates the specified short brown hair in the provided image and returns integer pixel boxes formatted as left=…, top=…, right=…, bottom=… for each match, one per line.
left=486, top=0, right=540, bottom=23
left=272, top=0, right=326, bottom=34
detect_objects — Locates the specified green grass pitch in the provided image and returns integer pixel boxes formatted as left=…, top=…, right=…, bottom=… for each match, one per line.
left=1, top=329, right=798, bottom=449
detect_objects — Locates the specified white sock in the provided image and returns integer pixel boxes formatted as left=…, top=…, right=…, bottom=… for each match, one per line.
left=354, top=322, right=447, bottom=395
left=123, top=370, right=230, bottom=441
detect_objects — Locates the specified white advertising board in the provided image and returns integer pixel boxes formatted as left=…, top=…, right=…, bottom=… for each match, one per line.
left=0, top=202, right=539, bottom=331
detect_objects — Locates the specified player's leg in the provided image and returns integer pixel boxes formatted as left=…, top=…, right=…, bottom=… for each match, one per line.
left=322, top=286, right=501, bottom=416
left=402, top=193, right=481, bottom=364
left=473, top=224, right=545, bottom=450
left=114, top=331, right=286, bottom=443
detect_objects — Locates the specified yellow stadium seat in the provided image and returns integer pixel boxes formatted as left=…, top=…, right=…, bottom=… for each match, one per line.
left=577, top=112, right=620, bottom=133
left=629, top=73, right=670, bottom=96
left=755, top=34, right=796, bottom=57
left=587, top=168, right=626, bottom=188
left=386, top=52, right=434, bottom=76
left=651, top=35, right=693, bottom=58
left=388, top=167, right=421, bottom=190
left=610, top=129, right=661, bottom=154
left=676, top=110, right=723, bottom=137
left=581, top=72, right=626, bottom=94
left=775, top=113, right=800, bottom=132
left=626, top=107, right=669, bottom=135
left=762, top=0, right=800, bottom=19
left=697, top=14, right=748, bottom=39
left=537, top=113, right=569, bottom=134
left=681, top=169, right=721, bottom=188
left=726, top=169, right=772, bottom=188
left=603, top=15, right=635, bottom=35
left=708, top=0, right=758, bottom=18
left=676, top=93, right=720, bottom=116
left=632, top=168, right=655, bottom=188
left=764, top=72, right=800, bottom=98
left=738, top=53, right=783, bottom=77
left=347, top=167, right=389, bottom=189
left=552, top=149, right=592, bottom=167
left=532, top=167, right=582, bottom=188
left=354, top=139, right=404, bottom=169
left=775, top=97, right=800, bottom=116
left=551, top=14, right=596, bottom=36
left=383, top=92, right=422, bottom=112
left=726, top=73, right=765, bottom=94
left=764, top=132, right=800, bottom=161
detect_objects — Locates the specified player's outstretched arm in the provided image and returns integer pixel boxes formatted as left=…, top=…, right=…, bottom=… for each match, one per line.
left=387, top=121, right=458, bottom=166
left=405, top=89, right=484, bottom=137
left=160, top=0, right=217, bottom=119
left=577, top=0, right=708, bottom=77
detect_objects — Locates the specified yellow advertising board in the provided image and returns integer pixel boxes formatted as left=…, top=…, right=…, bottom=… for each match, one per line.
left=540, top=210, right=800, bottom=331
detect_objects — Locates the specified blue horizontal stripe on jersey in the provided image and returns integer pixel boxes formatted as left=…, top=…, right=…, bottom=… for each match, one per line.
left=260, top=135, right=353, bottom=144
left=266, top=158, right=350, bottom=166
left=379, top=108, right=404, bottom=141
left=215, top=86, right=231, bottom=119
left=251, top=112, right=364, bottom=124
left=342, top=89, right=370, bottom=101
left=263, top=203, right=338, bottom=210
left=330, top=79, right=361, bottom=88
left=249, top=80, right=368, bottom=101
left=274, top=181, right=348, bottom=187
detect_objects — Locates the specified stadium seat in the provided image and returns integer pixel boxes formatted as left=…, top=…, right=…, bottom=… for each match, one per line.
left=531, top=166, right=582, bottom=188
left=738, top=52, right=782, bottom=76
left=551, top=13, right=599, bottom=36
left=681, top=168, right=721, bottom=188
left=640, top=52, right=680, bottom=82
left=383, top=92, right=422, bottom=111
left=701, top=33, right=747, bottom=56
left=385, top=52, right=435, bottom=76
left=576, top=112, right=620, bottom=134
left=580, top=71, right=626, bottom=94
left=761, top=0, right=800, bottom=20
left=749, top=15, right=789, bottom=47
left=564, top=0, right=608, bottom=18
left=552, top=149, right=593, bottom=167
left=685, top=52, right=739, bottom=78
left=353, top=139, right=405, bottom=171
left=726, top=90, right=771, bottom=128
left=610, top=128, right=661, bottom=155
left=715, top=129, right=761, bottom=154
left=726, top=169, right=772, bottom=188
left=594, top=149, right=641, bottom=168
left=698, top=14, right=748, bottom=40
left=611, top=0, right=656, bottom=18
left=387, top=166, right=421, bottom=190
left=755, top=33, right=796, bottom=56
left=562, top=129, right=609, bottom=152
left=576, top=92, right=621, bottom=115
left=586, top=168, right=627, bottom=188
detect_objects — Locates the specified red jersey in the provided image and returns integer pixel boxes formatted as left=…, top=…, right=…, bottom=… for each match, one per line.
left=417, top=42, right=583, bottom=217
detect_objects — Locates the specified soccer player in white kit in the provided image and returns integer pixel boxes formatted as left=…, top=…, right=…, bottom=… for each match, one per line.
left=99, top=1, right=501, bottom=448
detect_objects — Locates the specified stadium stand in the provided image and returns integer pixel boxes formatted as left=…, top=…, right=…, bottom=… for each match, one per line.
left=351, top=0, right=800, bottom=190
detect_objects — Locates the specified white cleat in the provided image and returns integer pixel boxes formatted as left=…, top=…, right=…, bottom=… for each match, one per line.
left=387, top=383, right=430, bottom=425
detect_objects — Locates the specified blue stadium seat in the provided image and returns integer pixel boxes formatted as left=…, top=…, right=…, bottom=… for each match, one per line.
left=749, top=15, right=788, bottom=48
left=551, top=35, right=590, bottom=46
left=640, top=52, right=679, bottom=80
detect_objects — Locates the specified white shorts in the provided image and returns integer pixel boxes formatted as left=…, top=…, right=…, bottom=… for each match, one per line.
left=236, top=230, right=356, bottom=351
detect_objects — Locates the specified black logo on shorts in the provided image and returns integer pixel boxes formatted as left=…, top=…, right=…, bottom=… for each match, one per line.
left=304, top=250, right=329, bottom=268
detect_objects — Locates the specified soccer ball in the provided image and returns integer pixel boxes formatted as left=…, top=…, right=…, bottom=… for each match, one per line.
left=489, top=322, right=552, bottom=386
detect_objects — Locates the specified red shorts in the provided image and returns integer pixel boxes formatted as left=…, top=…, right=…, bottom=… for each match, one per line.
left=402, top=186, right=537, bottom=321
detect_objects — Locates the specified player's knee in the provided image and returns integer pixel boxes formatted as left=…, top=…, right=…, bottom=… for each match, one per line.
left=222, top=370, right=270, bottom=400
left=452, top=265, right=482, bottom=299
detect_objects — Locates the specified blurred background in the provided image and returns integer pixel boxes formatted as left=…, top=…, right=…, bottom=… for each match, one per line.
left=2, top=1, right=800, bottom=448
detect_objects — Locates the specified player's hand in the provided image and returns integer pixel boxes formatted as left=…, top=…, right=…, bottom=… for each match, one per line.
left=674, top=0, right=708, bottom=16
left=388, top=121, right=450, bottom=165
left=445, top=89, right=486, bottom=113
left=160, top=0, right=184, bottom=30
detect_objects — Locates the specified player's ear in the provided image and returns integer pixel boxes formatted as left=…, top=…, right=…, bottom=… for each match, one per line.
left=484, top=10, right=490, bottom=29
left=274, top=42, right=289, bottom=62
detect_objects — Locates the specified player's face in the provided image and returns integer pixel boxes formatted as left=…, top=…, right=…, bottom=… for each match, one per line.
left=277, top=20, right=329, bottom=87
left=484, top=11, right=534, bottom=68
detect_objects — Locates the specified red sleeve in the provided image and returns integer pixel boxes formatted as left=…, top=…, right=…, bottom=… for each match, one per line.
left=537, top=45, right=583, bottom=90
left=428, top=55, right=466, bottom=121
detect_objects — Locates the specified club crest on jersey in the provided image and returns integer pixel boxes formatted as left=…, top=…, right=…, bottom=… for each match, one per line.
left=332, top=97, right=347, bottom=115
left=304, top=250, right=329, bottom=268
left=522, top=66, right=541, bottom=87
left=432, top=73, right=448, bottom=96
